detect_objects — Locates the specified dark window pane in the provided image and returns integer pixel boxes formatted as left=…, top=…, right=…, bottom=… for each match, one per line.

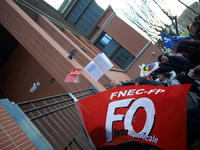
left=95, top=33, right=135, bottom=70
left=111, top=47, right=135, bottom=70
left=65, top=0, right=104, bottom=34
left=95, top=33, right=112, bottom=50
left=114, top=56, right=126, bottom=67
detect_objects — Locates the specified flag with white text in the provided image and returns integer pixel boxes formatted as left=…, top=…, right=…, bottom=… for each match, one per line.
left=160, top=33, right=193, bottom=48
left=75, top=84, right=190, bottom=150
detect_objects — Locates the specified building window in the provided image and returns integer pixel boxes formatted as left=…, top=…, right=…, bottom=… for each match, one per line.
left=95, top=33, right=112, bottom=50
left=95, top=33, right=135, bottom=70
left=111, top=47, right=135, bottom=70
left=64, top=0, right=104, bottom=34
left=58, top=0, right=72, bottom=12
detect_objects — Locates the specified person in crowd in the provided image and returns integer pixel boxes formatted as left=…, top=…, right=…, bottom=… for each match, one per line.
left=194, top=65, right=200, bottom=75
left=157, top=54, right=195, bottom=76
left=111, top=80, right=135, bottom=87
left=155, top=66, right=198, bottom=110
left=176, top=39, right=200, bottom=66
left=187, top=20, right=200, bottom=39
left=175, top=39, right=200, bottom=96
left=157, top=54, right=196, bottom=87
left=194, top=13, right=200, bottom=21
left=155, top=67, right=178, bottom=86
left=155, top=67, right=200, bottom=148
left=134, top=76, right=162, bottom=86
left=111, top=77, right=162, bottom=88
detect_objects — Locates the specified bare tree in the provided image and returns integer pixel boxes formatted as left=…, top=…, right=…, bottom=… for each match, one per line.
left=120, top=0, right=181, bottom=51
left=153, top=0, right=179, bottom=35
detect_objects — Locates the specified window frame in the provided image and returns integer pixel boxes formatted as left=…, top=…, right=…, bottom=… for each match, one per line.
left=95, top=33, right=135, bottom=70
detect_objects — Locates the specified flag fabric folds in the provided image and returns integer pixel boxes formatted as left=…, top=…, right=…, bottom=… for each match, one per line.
left=75, top=84, right=191, bottom=150
left=64, top=68, right=82, bottom=83
left=160, top=33, right=193, bottom=48
left=140, top=62, right=159, bottom=78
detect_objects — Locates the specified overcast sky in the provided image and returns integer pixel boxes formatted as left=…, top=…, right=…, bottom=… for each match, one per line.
left=95, top=0, right=198, bottom=17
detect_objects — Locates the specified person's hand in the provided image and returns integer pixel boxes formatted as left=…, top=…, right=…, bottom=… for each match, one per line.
left=111, top=80, right=122, bottom=87
left=193, top=65, right=200, bottom=74
left=180, top=71, right=186, bottom=77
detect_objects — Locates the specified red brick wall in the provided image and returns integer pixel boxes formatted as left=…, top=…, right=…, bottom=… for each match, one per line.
left=0, top=45, right=66, bottom=103
left=0, top=104, right=36, bottom=149
left=105, top=70, right=133, bottom=82
left=62, top=28, right=97, bottom=60
left=104, top=15, right=148, bottom=56
left=126, top=43, right=162, bottom=80
left=35, top=15, right=92, bottom=68
left=0, top=0, right=106, bottom=95
left=97, top=9, right=114, bottom=28
left=36, top=15, right=112, bottom=86
left=88, top=9, right=114, bottom=41
left=79, top=37, right=100, bottom=56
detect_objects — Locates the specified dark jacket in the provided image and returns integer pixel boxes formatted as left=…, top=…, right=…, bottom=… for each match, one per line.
left=121, top=81, right=135, bottom=86
left=162, top=55, right=195, bottom=75
left=194, top=26, right=200, bottom=40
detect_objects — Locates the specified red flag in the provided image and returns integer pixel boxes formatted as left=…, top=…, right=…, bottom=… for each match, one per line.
left=64, top=74, right=79, bottom=83
left=70, top=68, right=82, bottom=75
left=75, top=84, right=190, bottom=150
left=64, top=68, right=82, bottom=83
left=170, top=53, right=183, bottom=56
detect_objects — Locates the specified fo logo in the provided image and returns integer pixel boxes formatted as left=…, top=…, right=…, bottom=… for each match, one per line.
left=105, top=98, right=155, bottom=142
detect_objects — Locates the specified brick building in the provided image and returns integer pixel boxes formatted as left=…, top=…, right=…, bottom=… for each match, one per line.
left=0, top=0, right=162, bottom=149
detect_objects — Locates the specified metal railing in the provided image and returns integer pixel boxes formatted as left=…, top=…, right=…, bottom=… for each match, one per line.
left=17, top=86, right=99, bottom=150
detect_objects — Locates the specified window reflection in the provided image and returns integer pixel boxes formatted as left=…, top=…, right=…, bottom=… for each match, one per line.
left=95, top=33, right=135, bottom=70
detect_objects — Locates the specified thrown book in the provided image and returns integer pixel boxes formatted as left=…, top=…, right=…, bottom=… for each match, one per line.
left=84, top=53, right=113, bottom=81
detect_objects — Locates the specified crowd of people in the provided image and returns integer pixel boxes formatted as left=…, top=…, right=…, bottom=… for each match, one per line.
left=109, top=17, right=200, bottom=150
